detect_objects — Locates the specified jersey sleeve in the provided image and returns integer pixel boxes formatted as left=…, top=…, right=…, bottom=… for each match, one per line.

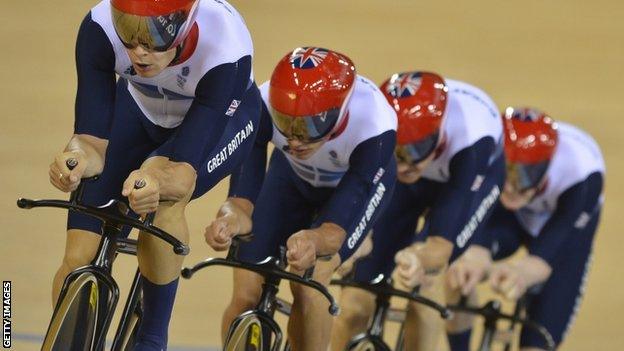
left=73, top=13, right=116, bottom=139
left=427, top=137, right=495, bottom=242
left=528, top=172, right=603, bottom=266
left=315, top=130, right=397, bottom=231
left=227, top=99, right=273, bottom=202
left=159, top=55, right=253, bottom=171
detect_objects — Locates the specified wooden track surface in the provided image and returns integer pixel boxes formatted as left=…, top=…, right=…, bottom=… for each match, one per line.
left=1, top=1, right=622, bottom=349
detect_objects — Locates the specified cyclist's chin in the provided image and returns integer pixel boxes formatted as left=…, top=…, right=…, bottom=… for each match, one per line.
left=398, top=170, right=421, bottom=184
left=133, top=63, right=165, bottom=78
left=290, top=149, right=316, bottom=160
left=500, top=191, right=531, bottom=210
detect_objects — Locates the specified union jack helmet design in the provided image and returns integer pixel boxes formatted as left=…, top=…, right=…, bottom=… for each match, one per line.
left=380, top=71, right=448, bottom=146
left=291, top=47, right=330, bottom=69
left=384, top=72, right=423, bottom=98
left=268, top=47, right=356, bottom=141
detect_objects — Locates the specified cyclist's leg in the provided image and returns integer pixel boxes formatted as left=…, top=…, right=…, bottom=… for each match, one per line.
left=223, top=149, right=316, bottom=342
left=134, top=84, right=263, bottom=349
left=289, top=159, right=397, bottom=351
left=331, top=180, right=418, bottom=351
left=519, top=210, right=601, bottom=350
left=56, top=80, right=162, bottom=305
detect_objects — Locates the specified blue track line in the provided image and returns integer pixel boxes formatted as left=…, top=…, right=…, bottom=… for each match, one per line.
left=11, top=332, right=219, bottom=351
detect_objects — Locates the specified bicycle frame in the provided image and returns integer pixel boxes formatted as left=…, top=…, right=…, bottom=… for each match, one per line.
left=329, top=274, right=450, bottom=351
left=18, top=173, right=188, bottom=351
left=448, top=294, right=555, bottom=351
left=182, top=236, right=339, bottom=351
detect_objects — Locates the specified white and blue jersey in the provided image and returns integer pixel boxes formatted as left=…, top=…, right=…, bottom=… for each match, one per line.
left=75, top=0, right=257, bottom=170
left=264, top=76, right=397, bottom=187
left=474, top=123, right=605, bottom=347
left=514, top=122, right=605, bottom=237
left=352, top=77, right=505, bottom=283
left=68, top=0, right=263, bottom=234
left=229, top=75, right=398, bottom=261
left=421, top=79, right=503, bottom=183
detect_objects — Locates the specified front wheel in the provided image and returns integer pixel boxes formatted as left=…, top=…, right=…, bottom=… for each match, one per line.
left=224, top=314, right=271, bottom=351
left=346, top=334, right=390, bottom=351
left=42, top=273, right=101, bottom=351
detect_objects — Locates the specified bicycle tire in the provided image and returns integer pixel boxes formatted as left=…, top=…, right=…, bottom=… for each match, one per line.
left=224, top=314, right=270, bottom=351
left=346, top=336, right=389, bottom=351
left=42, top=273, right=100, bottom=351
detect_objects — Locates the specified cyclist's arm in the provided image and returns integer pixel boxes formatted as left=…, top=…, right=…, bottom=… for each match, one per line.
left=227, top=99, right=273, bottom=205
left=72, top=13, right=116, bottom=159
left=157, top=56, right=253, bottom=173
left=423, top=137, right=496, bottom=268
left=313, top=130, right=397, bottom=255
left=211, top=100, right=273, bottom=231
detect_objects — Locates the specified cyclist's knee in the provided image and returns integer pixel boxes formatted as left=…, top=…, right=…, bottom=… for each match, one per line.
left=229, top=270, right=263, bottom=313
left=61, top=229, right=101, bottom=270
left=337, top=289, right=375, bottom=326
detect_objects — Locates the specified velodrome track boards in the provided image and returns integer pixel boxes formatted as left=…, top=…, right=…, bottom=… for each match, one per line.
left=1, top=1, right=622, bottom=350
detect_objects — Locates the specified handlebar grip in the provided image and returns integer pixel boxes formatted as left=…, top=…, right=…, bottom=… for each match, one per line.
left=16, top=198, right=34, bottom=209
left=66, top=158, right=78, bottom=171
left=174, top=245, right=190, bottom=255
left=181, top=267, right=194, bottom=279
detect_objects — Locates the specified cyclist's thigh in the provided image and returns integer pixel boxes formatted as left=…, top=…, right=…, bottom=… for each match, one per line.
left=237, top=150, right=315, bottom=263
left=231, top=267, right=264, bottom=303
left=67, top=80, right=165, bottom=236
left=520, top=211, right=600, bottom=348
left=62, top=229, right=102, bottom=266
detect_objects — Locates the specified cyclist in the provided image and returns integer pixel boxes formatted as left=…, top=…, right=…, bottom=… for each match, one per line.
left=204, top=47, right=398, bottom=351
left=446, top=107, right=605, bottom=351
left=332, top=71, right=505, bottom=351
left=48, top=0, right=261, bottom=349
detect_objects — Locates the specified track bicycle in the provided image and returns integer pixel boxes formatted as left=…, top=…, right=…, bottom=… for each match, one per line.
left=446, top=291, right=555, bottom=351
left=328, top=274, right=450, bottom=351
left=17, top=159, right=189, bottom=351
left=182, top=234, right=339, bottom=351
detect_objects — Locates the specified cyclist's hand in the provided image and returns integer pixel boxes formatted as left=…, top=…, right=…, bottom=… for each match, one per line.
left=205, top=212, right=240, bottom=251
left=489, top=262, right=527, bottom=300
left=447, top=246, right=492, bottom=295
left=393, top=248, right=425, bottom=290
left=287, top=230, right=318, bottom=271
left=122, top=170, right=160, bottom=215
left=49, top=151, right=89, bottom=192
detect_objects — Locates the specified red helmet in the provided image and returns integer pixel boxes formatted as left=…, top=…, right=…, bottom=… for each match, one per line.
left=111, top=0, right=199, bottom=52
left=380, top=71, right=448, bottom=163
left=269, top=47, right=356, bottom=142
left=503, top=107, right=559, bottom=190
